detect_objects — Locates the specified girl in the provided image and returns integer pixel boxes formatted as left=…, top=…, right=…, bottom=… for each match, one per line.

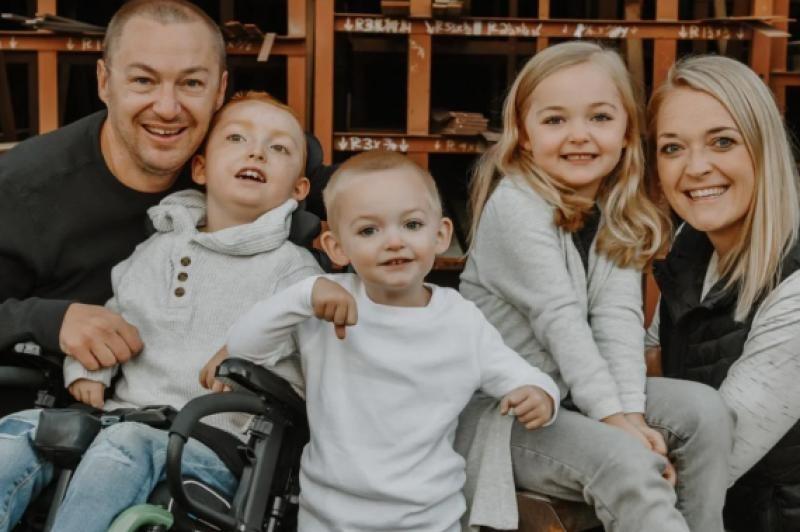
left=648, top=55, right=800, bottom=532
left=456, top=41, right=733, bottom=532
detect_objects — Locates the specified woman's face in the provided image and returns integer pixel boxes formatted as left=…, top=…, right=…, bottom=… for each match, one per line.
left=655, top=87, right=755, bottom=255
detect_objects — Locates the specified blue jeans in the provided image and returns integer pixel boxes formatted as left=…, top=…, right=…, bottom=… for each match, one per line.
left=0, top=409, right=238, bottom=532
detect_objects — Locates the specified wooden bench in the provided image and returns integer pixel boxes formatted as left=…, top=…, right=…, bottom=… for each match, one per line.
left=481, top=491, right=601, bottom=532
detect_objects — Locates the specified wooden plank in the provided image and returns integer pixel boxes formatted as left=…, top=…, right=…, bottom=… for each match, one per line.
left=405, top=151, right=429, bottom=169
left=653, top=0, right=678, bottom=91
left=37, top=50, right=57, bottom=133
left=750, top=27, right=773, bottom=83
left=36, top=0, right=56, bottom=15
left=751, top=0, right=774, bottom=17
left=313, top=0, right=335, bottom=164
left=624, top=0, right=645, bottom=103
left=770, top=0, right=789, bottom=71
left=287, top=56, right=306, bottom=129
left=334, top=16, right=756, bottom=41
left=287, top=0, right=306, bottom=38
left=537, top=0, right=549, bottom=53
left=409, top=0, right=432, bottom=18
left=407, top=33, right=432, bottom=135
left=334, top=133, right=485, bottom=154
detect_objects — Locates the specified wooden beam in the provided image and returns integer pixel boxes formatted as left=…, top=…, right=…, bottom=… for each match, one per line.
left=36, top=0, right=56, bottom=15
left=313, top=0, right=335, bottom=163
left=37, top=50, right=58, bottom=133
left=653, top=0, right=678, bottom=91
left=409, top=0, right=432, bottom=18
left=287, top=56, right=306, bottom=129
left=624, top=0, right=645, bottom=103
left=287, top=0, right=306, bottom=38
left=406, top=33, right=431, bottom=136
left=537, top=0, right=549, bottom=52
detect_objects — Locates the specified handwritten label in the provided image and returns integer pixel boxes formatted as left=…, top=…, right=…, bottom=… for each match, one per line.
left=677, top=25, right=742, bottom=40
left=432, top=139, right=481, bottom=153
left=337, top=136, right=409, bottom=152
left=342, top=17, right=412, bottom=34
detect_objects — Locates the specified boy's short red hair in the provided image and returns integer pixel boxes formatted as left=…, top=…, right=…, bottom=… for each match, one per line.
left=205, top=91, right=307, bottom=170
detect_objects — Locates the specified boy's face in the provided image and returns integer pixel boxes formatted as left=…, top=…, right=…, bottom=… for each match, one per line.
left=192, top=100, right=309, bottom=231
left=322, top=167, right=453, bottom=306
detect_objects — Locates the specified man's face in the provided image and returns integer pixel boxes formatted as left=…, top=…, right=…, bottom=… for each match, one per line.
left=98, top=16, right=226, bottom=181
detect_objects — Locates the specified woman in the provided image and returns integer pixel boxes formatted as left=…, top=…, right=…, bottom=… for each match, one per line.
left=648, top=54, right=800, bottom=531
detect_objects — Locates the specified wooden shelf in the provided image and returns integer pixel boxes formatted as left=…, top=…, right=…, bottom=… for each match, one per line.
left=0, top=31, right=306, bottom=57
left=334, top=132, right=485, bottom=154
left=334, top=14, right=762, bottom=41
left=0, top=0, right=312, bottom=138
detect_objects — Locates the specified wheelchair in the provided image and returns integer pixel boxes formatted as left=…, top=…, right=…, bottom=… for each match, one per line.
left=1, top=132, right=334, bottom=532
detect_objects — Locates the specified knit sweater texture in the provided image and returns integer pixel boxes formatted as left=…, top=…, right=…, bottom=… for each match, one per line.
left=456, top=177, right=646, bottom=529
left=227, top=273, right=559, bottom=532
left=63, top=190, right=322, bottom=437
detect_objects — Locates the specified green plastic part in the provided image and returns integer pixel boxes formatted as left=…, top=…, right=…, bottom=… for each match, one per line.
left=106, top=504, right=174, bottom=532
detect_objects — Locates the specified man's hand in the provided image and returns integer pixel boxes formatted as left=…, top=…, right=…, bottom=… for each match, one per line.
left=311, top=278, right=357, bottom=339
left=500, top=385, right=554, bottom=430
left=59, top=303, right=143, bottom=370
left=200, top=346, right=231, bottom=393
left=625, top=412, right=677, bottom=486
left=68, top=379, right=106, bottom=409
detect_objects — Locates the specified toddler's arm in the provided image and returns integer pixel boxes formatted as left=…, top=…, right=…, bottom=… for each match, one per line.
left=227, top=275, right=357, bottom=364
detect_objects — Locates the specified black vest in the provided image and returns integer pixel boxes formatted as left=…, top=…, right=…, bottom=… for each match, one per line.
left=654, top=225, right=800, bottom=531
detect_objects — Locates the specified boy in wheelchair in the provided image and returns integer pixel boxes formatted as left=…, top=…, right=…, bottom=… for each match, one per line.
left=0, top=90, right=322, bottom=532
left=204, top=151, right=561, bottom=531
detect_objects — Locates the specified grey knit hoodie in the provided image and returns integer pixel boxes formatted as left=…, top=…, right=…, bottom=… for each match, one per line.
left=63, top=190, right=322, bottom=438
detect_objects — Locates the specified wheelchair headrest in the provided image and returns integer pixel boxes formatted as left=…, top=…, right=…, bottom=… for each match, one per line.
left=305, top=133, right=324, bottom=178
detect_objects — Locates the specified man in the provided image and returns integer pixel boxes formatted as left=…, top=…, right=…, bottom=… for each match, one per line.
left=0, top=0, right=227, bottom=401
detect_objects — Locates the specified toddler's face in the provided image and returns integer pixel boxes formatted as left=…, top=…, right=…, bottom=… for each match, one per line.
left=521, top=61, right=628, bottom=201
left=325, top=168, right=452, bottom=307
left=193, top=100, right=308, bottom=228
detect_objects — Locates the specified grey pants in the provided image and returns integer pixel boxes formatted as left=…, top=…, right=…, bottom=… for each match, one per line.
left=465, top=377, right=734, bottom=532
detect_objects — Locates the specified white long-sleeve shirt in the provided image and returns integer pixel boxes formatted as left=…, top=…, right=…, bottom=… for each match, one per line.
left=227, top=273, right=559, bottom=532
left=646, top=253, right=800, bottom=484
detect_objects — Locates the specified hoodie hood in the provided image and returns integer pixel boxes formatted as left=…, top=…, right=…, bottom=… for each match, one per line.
left=148, top=189, right=298, bottom=256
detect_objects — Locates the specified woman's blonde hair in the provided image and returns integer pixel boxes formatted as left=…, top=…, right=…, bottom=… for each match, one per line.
left=469, top=41, right=668, bottom=269
left=648, top=55, right=800, bottom=321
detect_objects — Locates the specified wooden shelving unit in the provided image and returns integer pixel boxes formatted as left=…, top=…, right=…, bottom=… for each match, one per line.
left=313, top=0, right=792, bottom=273
left=0, top=0, right=313, bottom=139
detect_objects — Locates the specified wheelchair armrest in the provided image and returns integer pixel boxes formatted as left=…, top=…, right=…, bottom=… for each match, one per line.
left=216, top=358, right=306, bottom=421
left=167, top=392, right=266, bottom=532
left=0, top=346, right=63, bottom=388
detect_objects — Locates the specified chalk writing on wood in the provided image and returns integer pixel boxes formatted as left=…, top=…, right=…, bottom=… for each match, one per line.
left=336, top=136, right=409, bottom=152
left=342, top=17, right=412, bottom=34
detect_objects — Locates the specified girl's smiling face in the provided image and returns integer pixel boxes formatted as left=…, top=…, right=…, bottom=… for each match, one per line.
left=655, top=87, right=756, bottom=256
left=521, top=61, right=629, bottom=200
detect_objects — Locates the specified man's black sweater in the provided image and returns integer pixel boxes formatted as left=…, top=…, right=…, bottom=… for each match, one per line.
left=0, top=110, right=192, bottom=353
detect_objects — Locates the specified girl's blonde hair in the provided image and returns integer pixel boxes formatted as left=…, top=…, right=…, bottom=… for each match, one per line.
left=469, top=41, right=668, bottom=269
left=648, top=55, right=800, bottom=321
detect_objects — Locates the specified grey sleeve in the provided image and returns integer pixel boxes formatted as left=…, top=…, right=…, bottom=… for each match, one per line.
left=720, top=270, right=800, bottom=484
left=470, top=182, right=623, bottom=420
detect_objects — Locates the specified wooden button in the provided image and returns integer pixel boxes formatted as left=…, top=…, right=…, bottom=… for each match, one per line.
left=180, top=256, right=191, bottom=266
left=174, top=287, right=186, bottom=297
left=177, top=272, right=188, bottom=282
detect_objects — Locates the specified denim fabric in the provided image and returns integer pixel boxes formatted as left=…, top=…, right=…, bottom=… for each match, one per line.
left=51, top=421, right=238, bottom=532
left=0, top=409, right=53, bottom=532
left=0, top=412, right=238, bottom=532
